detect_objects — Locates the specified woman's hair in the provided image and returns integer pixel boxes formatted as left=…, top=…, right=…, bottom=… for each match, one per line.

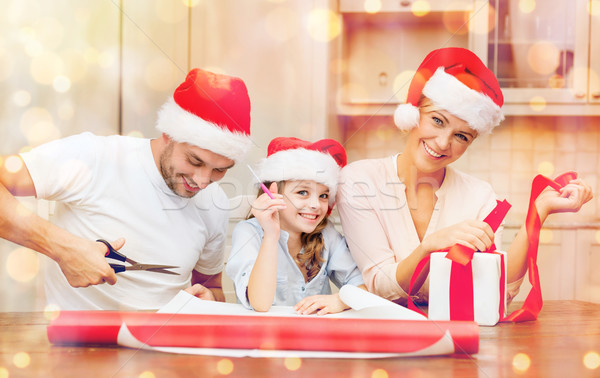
left=249, top=181, right=326, bottom=281
left=417, top=95, right=440, bottom=113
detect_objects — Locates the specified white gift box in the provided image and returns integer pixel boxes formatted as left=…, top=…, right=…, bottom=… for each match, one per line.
left=428, top=251, right=507, bottom=326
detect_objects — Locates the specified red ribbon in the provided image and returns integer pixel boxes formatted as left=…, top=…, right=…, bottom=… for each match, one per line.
left=407, top=199, right=511, bottom=318
left=408, top=172, right=576, bottom=323
left=503, top=171, right=576, bottom=322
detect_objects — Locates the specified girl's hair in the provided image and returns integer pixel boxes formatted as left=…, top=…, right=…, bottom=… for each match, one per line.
left=249, top=181, right=326, bottom=281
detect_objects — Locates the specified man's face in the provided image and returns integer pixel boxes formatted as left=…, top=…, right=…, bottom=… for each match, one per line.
left=159, top=140, right=235, bottom=198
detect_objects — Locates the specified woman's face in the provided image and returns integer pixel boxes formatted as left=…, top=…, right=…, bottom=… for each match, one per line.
left=407, top=107, right=477, bottom=175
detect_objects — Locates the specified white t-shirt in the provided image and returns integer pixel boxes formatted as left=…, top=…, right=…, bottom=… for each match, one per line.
left=21, top=132, right=229, bottom=310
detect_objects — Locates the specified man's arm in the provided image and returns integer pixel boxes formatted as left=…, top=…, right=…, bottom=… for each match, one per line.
left=0, top=155, right=118, bottom=287
left=188, top=269, right=225, bottom=302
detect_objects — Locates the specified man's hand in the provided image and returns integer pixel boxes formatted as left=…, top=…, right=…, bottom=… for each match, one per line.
left=184, top=283, right=216, bottom=301
left=55, top=238, right=121, bottom=287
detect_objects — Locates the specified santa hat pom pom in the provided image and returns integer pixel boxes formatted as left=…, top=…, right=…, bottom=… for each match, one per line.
left=393, top=103, right=420, bottom=131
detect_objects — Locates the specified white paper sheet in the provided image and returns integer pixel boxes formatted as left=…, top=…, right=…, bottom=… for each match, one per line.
left=117, top=285, right=446, bottom=358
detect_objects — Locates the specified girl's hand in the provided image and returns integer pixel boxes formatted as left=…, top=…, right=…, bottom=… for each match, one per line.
left=421, top=220, right=495, bottom=253
left=535, top=179, right=593, bottom=221
left=251, top=183, right=286, bottom=237
left=294, top=293, right=349, bottom=316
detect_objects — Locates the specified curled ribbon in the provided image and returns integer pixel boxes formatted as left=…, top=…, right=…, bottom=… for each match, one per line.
left=503, top=171, right=577, bottom=322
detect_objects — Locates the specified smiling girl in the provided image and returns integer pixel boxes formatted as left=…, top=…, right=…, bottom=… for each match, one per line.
left=226, top=137, right=365, bottom=315
left=337, top=48, right=592, bottom=306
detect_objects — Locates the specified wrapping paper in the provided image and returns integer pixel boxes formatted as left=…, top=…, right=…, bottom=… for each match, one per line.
left=47, top=310, right=478, bottom=354
left=428, top=251, right=507, bottom=326
left=47, top=287, right=479, bottom=357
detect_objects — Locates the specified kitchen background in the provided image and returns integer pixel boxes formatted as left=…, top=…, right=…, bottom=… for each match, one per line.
left=0, top=0, right=599, bottom=311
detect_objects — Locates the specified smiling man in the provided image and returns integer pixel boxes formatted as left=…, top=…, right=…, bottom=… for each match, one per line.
left=0, top=68, right=252, bottom=310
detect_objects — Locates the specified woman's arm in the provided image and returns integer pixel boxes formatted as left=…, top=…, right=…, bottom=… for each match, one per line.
left=506, top=178, right=593, bottom=283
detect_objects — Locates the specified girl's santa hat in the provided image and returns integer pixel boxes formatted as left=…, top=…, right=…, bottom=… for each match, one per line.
left=394, top=47, right=504, bottom=135
left=254, top=137, right=347, bottom=205
left=156, top=68, right=252, bottom=162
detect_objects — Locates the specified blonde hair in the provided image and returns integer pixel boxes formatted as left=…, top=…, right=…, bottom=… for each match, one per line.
left=250, top=181, right=326, bottom=282
left=418, top=95, right=441, bottom=113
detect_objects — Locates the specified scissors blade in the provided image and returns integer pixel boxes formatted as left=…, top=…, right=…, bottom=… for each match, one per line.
left=126, top=264, right=180, bottom=275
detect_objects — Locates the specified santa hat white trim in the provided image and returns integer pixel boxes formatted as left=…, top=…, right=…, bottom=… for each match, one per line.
left=254, top=148, right=341, bottom=205
left=422, top=68, right=504, bottom=134
left=393, top=103, right=421, bottom=132
left=394, top=68, right=505, bottom=135
left=156, top=97, right=252, bottom=162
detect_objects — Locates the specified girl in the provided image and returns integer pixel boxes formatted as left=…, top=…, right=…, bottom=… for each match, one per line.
left=337, top=47, right=593, bottom=305
left=226, top=137, right=365, bottom=315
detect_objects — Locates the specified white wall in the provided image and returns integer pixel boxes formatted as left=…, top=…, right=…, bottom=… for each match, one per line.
left=0, top=0, right=333, bottom=311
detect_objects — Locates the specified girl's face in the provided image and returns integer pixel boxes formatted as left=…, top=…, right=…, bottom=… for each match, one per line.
left=407, top=107, right=477, bottom=176
left=279, top=180, right=329, bottom=236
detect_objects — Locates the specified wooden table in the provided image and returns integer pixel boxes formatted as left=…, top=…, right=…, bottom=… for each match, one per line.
left=1, top=301, right=599, bottom=377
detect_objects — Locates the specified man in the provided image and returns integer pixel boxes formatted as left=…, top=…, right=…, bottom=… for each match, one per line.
left=0, top=68, right=252, bottom=310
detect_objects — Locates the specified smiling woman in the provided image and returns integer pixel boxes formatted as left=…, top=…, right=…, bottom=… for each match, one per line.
left=336, top=47, right=593, bottom=307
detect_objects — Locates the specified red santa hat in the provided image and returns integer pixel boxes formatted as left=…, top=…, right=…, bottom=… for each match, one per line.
left=254, top=137, right=347, bottom=205
left=156, top=68, right=252, bottom=162
left=394, top=47, right=504, bottom=135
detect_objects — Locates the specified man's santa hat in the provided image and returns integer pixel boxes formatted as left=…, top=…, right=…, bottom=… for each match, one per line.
left=254, top=137, right=347, bottom=206
left=156, top=68, right=252, bottom=162
left=394, top=47, right=504, bottom=135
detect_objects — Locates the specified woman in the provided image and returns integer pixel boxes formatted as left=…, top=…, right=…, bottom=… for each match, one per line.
left=337, top=47, right=592, bottom=305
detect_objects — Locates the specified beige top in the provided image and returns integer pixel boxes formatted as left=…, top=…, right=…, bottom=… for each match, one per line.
left=337, top=155, right=521, bottom=304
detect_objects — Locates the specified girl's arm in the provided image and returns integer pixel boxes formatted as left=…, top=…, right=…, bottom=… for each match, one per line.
left=506, top=179, right=593, bottom=283
left=247, top=183, right=286, bottom=312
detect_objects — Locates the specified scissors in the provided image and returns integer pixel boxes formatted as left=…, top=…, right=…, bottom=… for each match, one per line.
left=97, top=239, right=180, bottom=275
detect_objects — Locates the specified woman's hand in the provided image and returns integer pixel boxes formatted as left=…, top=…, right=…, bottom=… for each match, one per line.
left=535, top=178, right=593, bottom=221
left=294, top=293, right=349, bottom=316
left=250, top=183, right=286, bottom=237
left=421, top=220, right=495, bottom=253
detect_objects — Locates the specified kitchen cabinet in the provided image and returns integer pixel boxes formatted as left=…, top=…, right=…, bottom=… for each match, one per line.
left=487, top=0, right=600, bottom=115
left=332, top=0, right=600, bottom=119
left=334, top=0, right=488, bottom=117
left=590, top=1, right=600, bottom=105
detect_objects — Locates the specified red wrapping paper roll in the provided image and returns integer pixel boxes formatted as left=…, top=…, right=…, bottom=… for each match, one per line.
left=47, top=311, right=479, bottom=354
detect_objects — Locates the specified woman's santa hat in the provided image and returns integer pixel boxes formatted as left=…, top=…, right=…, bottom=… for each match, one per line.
left=394, top=47, right=504, bottom=135
left=156, top=68, right=252, bottom=162
left=254, top=137, right=347, bottom=205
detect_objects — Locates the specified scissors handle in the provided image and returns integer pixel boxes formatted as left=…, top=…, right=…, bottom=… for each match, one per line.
left=97, top=239, right=126, bottom=262
left=109, top=263, right=126, bottom=274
